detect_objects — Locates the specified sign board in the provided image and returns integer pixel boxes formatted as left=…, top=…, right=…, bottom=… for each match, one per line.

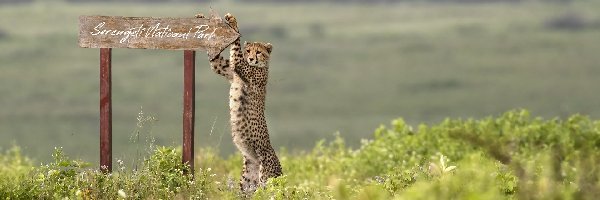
left=78, top=15, right=240, bottom=58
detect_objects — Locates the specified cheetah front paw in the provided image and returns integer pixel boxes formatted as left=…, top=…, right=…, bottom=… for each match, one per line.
left=224, top=13, right=239, bottom=32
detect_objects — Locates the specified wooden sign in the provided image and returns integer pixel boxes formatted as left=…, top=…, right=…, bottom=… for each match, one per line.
left=78, top=15, right=240, bottom=58
left=79, top=14, right=238, bottom=174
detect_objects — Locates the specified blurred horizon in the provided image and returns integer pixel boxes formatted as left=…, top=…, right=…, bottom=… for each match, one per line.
left=1, top=0, right=599, bottom=165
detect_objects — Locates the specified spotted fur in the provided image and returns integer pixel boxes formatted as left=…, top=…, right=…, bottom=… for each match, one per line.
left=201, top=13, right=282, bottom=193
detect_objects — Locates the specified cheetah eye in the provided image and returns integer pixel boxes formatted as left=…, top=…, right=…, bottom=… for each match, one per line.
left=256, top=51, right=262, bottom=55
left=246, top=49, right=250, bottom=53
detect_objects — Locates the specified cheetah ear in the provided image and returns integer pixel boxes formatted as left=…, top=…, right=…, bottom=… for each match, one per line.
left=265, top=43, right=273, bottom=54
left=244, top=41, right=248, bottom=46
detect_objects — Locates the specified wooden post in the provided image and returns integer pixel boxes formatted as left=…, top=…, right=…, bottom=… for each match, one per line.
left=183, top=50, right=195, bottom=174
left=99, top=48, right=112, bottom=173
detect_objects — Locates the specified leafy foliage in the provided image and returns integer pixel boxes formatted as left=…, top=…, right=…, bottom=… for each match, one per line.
left=1, top=110, right=599, bottom=199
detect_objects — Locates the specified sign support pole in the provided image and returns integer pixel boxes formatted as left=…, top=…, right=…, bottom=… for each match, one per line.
left=100, top=48, right=112, bottom=173
left=183, top=50, right=196, bottom=175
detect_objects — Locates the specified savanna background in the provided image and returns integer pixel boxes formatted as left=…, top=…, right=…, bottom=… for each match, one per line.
left=1, top=0, right=599, bottom=199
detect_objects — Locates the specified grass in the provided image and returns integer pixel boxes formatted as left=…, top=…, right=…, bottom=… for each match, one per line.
left=1, top=110, right=599, bottom=199
left=1, top=1, right=600, bottom=162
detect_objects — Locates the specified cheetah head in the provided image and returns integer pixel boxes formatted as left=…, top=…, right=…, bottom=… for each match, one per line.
left=244, top=41, right=272, bottom=68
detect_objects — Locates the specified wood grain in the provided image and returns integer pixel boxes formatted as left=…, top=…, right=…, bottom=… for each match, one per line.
left=79, top=15, right=240, bottom=58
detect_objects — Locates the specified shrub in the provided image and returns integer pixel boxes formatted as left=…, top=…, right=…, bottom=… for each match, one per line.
left=1, top=110, right=599, bottom=199
left=545, top=12, right=591, bottom=31
left=0, top=28, right=7, bottom=40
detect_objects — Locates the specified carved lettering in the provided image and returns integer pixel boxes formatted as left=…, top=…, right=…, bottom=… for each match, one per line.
left=79, top=15, right=240, bottom=58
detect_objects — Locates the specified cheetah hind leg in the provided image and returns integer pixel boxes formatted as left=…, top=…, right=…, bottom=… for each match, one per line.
left=257, top=146, right=283, bottom=186
left=240, top=155, right=260, bottom=194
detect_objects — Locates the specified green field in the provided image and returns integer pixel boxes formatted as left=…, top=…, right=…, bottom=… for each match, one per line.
left=1, top=1, right=600, bottom=163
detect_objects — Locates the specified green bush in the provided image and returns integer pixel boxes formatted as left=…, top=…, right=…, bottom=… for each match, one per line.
left=0, top=146, right=35, bottom=199
left=0, top=110, right=599, bottom=199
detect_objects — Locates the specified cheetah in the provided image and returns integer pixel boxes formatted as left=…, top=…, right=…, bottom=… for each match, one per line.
left=198, top=13, right=282, bottom=193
